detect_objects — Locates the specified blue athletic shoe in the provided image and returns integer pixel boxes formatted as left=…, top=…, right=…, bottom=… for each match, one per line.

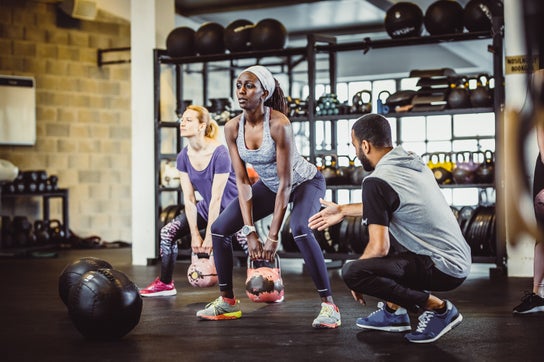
left=405, top=300, right=463, bottom=343
left=356, top=302, right=411, bottom=332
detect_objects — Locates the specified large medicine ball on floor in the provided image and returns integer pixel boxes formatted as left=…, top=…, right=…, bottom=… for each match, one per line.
left=424, top=0, right=465, bottom=35
left=224, top=19, right=254, bottom=52
left=250, top=18, right=287, bottom=50
left=384, top=2, right=424, bottom=39
left=166, top=26, right=196, bottom=57
left=195, top=22, right=225, bottom=55
left=463, top=0, right=504, bottom=32
left=58, top=257, right=113, bottom=306
left=67, top=268, right=142, bottom=340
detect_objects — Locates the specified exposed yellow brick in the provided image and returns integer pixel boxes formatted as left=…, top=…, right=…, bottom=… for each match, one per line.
left=89, top=95, right=109, bottom=108
left=109, top=126, right=130, bottom=139
left=1, top=23, right=24, bottom=40
left=36, top=106, right=57, bottom=122
left=46, top=29, right=69, bottom=45
left=58, top=108, right=77, bottom=122
left=78, top=139, right=101, bottom=153
left=79, top=48, right=96, bottom=63
left=98, top=81, right=120, bottom=96
left=68, top=31, right=89, bottom=47
left=78, top=170, right=101, bottom=183
left=58, top=45, right=80, bottom=61
left=45, top=58, right=68, bottom=76
left=23, top=58, right=46, bottom=73
left=13, top=40, right=36, bottom=56
left=101, top=140, right=122, bottom=154
left=89, top=184, right=111, bottom=199
left=69, top=94, right=91, bottom=108
left=78, top=78, right=98, bottom=93
left=36, top=43, right=58, bottom=59
left=46, top=154, right=69, bottom=170
left=78, top=109, right=99, bottom=123
left=57, top=139, right=78, bottom=153
left=46, top=123, right=70, bottom=137
left=89, top=125, right=109, bottom=138
left=34, top=138, right=57, bottom=152
left=24, top=26, right=46, bottom=42
left=88, top=34, right=112, bottom=49
left=12, top=9, right=36, bottom=27
left=67, top=62, right=89, bottom=77
left=68, top=154, right=90, bottom=169
left=58, top=77, right=79, bottom=91
left=70, top=124, right=90, bottom=138
left=109, top=66, right=130, bottom=81
left=0, top=39, right=12, bottom=53
left=88, top=65, right=110, bottom=80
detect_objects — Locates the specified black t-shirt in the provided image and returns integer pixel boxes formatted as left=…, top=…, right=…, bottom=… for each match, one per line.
left=362, top=177, right=400, bottom=227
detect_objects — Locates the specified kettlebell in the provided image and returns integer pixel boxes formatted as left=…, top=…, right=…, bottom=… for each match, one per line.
left=452, top=151, right=480, bottom=184
left=187, top=253, right=218, bottom=288
left=377, top=90, right=391, bottom=114
left=350, top=90, right=372, bottom=114
left=428, top=152, right=453, bottom=185
left=245, top=255, right=284, bottom=303
left=447, top=77, right=470, bottom=109
left=48, top=219, right=66, bottom=244
left=475, top=149, right=495, bottom=184
left=320, top=155, right=339, bottom=185
left=336, top=155, right=353, bottom=185
left=470, top=73, right=493, bottom=108
left=34, top=220, right=50, bottom=244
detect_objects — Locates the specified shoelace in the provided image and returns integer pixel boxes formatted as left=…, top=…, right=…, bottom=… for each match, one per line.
left=367, top=302, right=386, bottom=318
left=520, top=291, right=537, bottom=303
left=415, top=311, right=434, bottom=333
left=319, top=304, right=335, bottom=317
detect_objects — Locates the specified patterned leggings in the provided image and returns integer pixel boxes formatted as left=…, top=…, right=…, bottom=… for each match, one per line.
left=159, top=209, right=248, bottom=283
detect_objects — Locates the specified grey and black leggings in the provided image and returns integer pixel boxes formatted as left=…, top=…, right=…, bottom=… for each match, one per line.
left=211, top=172, right=333, bottom=298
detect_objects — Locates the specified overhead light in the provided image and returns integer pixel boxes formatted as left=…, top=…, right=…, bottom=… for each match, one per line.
left=58, top=0, right=97, bottom=21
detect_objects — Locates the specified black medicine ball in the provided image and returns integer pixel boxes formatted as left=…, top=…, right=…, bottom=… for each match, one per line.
left=58, top=257, right=113, bottom=306
left=166, top=26, right=196, bottom=57
left=464, top=0, right=504, bottom=32
left=384, top=2, right=424, bottom=39
left=424, top=0, right=465, bottom=35
left=250, top=18, right=287, bottom=50
left=224, top=19, right=254, bottom=52
left=195, top=22, right=225, bottom=55
left=67, top=268, right=142, bottom=340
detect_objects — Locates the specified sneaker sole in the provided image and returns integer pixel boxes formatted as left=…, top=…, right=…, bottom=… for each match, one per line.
left=140, top=290, right=177, bottom=297
left=197, top=311, right=242, bottom=321
left=513, top=305, right=544, bottom=314
left=356, top=323, right=411, bottom=332
left=312, top=321, right=341, bottom=329
left=406, top=313, right=463, bottom=344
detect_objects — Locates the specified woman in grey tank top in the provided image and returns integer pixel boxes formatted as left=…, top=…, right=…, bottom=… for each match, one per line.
left=196, top=65, right=341, bottom=329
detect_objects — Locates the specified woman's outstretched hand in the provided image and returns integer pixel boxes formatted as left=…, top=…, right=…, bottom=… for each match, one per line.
left=308, top=198, right=344, bottom=231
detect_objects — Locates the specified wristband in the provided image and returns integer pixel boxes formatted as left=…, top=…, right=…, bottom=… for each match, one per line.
left=267, top=236, right=279, bottom=243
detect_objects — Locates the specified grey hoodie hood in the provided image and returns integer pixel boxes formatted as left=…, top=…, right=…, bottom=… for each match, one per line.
left=376, top=146, right=425, bottom=173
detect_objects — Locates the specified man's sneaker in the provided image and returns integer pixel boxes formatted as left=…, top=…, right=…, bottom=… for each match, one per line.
left=356, top=302, right=411, bottom=332
left=513, top=292, right=544, bottom=314
left=139, top=277, right=177, bottom=297
left=312, top=302, right=341, bottom=329
left=405, top=300, right=463, bottom=343
left=196, top=296, right=242, bottom=321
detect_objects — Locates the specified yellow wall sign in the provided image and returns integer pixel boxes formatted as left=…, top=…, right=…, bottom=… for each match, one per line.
left=505, top=55, right=540, bottom=74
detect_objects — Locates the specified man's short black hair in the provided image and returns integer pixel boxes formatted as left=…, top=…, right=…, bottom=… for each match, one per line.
left=352, top=113, right=393, bottom=148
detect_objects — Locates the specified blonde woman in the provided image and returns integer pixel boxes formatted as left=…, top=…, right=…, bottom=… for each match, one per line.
left=140, top=105, right=243, bottom=297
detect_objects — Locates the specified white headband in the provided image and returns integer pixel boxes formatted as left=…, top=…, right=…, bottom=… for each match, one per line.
left=241, top=65, right=276, bottom=101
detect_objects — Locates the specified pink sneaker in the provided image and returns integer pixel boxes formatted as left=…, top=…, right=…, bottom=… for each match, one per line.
left=139, top=277, right=177, bottom=297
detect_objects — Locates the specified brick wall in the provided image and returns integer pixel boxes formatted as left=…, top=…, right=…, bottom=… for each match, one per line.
left=0, top=0, right=132, bottom=243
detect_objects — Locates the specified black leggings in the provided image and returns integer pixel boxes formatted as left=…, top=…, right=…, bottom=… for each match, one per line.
left=211, top=172, right=333, bottom=298
left=341, top=252, right=465, bottom=312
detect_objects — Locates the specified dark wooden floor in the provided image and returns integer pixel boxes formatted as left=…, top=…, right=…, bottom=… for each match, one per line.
left=0, top=247, right=543, bottom=362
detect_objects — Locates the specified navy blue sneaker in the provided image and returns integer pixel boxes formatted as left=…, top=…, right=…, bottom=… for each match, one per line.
left=405, top=300, right=463, bottom=343
left=356, top=302, right=411, bottom=332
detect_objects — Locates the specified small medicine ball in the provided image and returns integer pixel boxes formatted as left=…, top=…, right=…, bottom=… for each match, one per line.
left=195, top=22, right=225, bottom=55
left=424, top=0, right=465, bottom=35
left=58, top=257, right=112, bottom=306
left=67, top=268, right=142, bottom=340
left=224, top=19, right=254, bottom=52
left=384, top=2, right=424, bottom=39
left=250, top=18, right=287, bottom=50
left=464, top=0, right=504, bottom=32
left=166, top=26, right=196, bottom=58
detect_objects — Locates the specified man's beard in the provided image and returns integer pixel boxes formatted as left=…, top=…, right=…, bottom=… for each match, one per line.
left=357, top=150, right=374, bottom=172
